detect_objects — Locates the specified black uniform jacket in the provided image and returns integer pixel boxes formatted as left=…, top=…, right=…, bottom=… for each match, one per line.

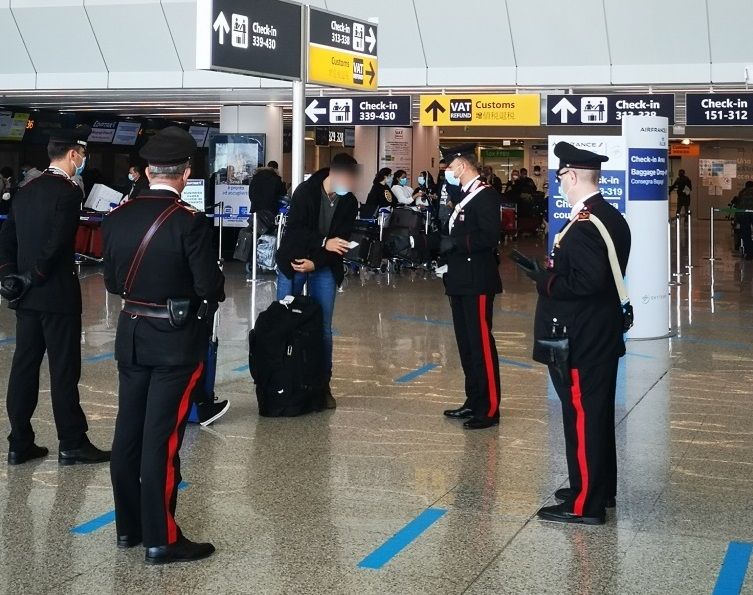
left=533, top=194, right=631, bottom=367
left=249, top=167, right=286, bottom=214
left=128, top=176, right=149, bottom=201
left=0, top=171, right=83, bottom=314
left=443, top=184, right=503, bottom=296
left=276, top=168, right=358, bottom=287
left=102, top=189, right=225, bottom=367
left=361, top=182, right=396, bottom=218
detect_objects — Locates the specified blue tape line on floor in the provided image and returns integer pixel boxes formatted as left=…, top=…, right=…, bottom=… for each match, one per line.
left=713, top=541, right=753, bottom=595
left=0, top=337, right=15, bottom=346
left=498, top=356, right=534, bottom=369
left=358, top=508, right=447, bottom=570
left=71, top=482, right=189, bottom=535
left=395, top=363, right=439, bottom=384
left=393, top=314, right=453, bottom=327
left=233, top=364, right=250, bottom=373
left=625, top=352, right=656, bottom=360
left=83, top=352, right=114, bottom=363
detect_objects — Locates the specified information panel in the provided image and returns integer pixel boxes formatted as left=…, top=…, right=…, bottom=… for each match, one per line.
left=305, top=95, right=410, bottom=126
left=420, top=94, right=540, bottom=127
left=546, top=94, right=675, bottom=126
left=686, top=93, right=753, bottom=126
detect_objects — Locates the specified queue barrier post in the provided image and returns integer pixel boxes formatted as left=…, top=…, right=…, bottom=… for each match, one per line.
left=673, top=215, right=683, bottom=286
left=686, top=210, right=693, bottom=273
left=709, top=206, right=716, bottom=262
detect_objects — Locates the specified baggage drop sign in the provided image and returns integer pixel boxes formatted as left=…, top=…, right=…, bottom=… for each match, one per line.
left=419, top=94, right=540, bottom=127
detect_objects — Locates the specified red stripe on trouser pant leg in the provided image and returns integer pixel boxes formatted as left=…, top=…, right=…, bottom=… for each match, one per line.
left=164, top=362, right=204, bottom=544
left=571, top=369, right=589, bottom=516
left=478, top=295, right=498, bottom=418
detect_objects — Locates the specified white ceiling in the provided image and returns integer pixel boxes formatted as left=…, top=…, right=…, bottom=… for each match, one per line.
left=1, top=0, right=752, bottom=120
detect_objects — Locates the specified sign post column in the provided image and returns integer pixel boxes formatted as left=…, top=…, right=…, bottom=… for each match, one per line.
left=291, top=6, right=307, bottom=191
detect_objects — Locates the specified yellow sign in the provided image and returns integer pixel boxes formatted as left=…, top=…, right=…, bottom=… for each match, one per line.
left=308, top=45, right=378, bottom=91
left=419, top=94, right=540, bottom=127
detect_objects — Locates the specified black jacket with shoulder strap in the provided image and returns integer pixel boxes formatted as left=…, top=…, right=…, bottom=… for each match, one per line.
left=0, top=170, right=83, bottom=314
left=276, top=168, right=358, bottom=287
left=533, top=194, right=631, bottom=366
left=443, top=181, right=503, bottom=296
left=361, top=182, right=395, bottom=218
left=102, top=189, right=225, bottom=367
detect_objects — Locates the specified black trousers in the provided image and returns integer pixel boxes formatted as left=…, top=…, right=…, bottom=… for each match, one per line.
left=549, top=360, right=618, bottom=517
left=738, top=213, right=753, bottom=256
left=110, top=362, right=203, bottom=547
left=449, top=294, right=501, bottom=420
left=676, top=196, right=690, bottom=216
left=6, top=309, right=88, bottom=451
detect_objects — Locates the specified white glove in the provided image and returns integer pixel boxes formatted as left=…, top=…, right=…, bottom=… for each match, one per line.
left=1, top=192, right=9, bottom=201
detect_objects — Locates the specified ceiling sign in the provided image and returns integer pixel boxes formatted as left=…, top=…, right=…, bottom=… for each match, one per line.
left=304, top=95, right=411, bottom=126
left=685, top=93, right=753, bottom=126
left=546, top=94, right=675, bottom=126
left=419, top=94, right=540, bottom=127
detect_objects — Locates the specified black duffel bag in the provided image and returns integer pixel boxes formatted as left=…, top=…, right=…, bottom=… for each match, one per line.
left=249, top=296, right=326, bottom=417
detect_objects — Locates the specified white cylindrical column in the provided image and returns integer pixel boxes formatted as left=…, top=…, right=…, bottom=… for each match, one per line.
left=623, top=116, right=670, bottom=339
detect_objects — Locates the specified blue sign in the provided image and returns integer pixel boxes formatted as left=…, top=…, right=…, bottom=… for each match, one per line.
left=627, top=149, right=668, bottom=201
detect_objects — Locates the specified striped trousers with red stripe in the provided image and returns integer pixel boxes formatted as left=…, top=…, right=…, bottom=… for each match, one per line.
left=111, top=362, right=203, bottom=547
left=449, top=294, right=501, bottom=421
left=549, top=360, right=619, bottom=517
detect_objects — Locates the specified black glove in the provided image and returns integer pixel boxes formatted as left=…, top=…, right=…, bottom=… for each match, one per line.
left=439, top=236, right=456, bottom=255
left=0, top=272, right=32, bottom=304
left=524, top=260, right=549, bottom=284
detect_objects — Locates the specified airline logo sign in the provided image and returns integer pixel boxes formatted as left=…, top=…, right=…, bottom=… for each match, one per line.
left=419, top=94, right=540, bottom=127
left=308, top=8, right=378, bottom=91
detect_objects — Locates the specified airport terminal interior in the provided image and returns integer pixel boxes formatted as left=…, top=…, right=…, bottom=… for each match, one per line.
left=2, top=0, right=753, bottom=594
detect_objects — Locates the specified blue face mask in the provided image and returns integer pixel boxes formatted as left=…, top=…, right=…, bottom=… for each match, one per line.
left=445, top=169, right=460, bottom=186
left=418, top=176, right=426, bottom=186
left=334, top=186, right=350, bottom=196
left=128, top=173, right=136, bottom=182
left=73, top=155, right=86, bottom=177
left=399, top=177, right=408, bottom=186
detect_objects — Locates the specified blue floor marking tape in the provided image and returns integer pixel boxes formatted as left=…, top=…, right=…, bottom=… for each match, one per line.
left=713, top=541, right=753, bottom=595
left=83, top=352, right=115, bottom=364
left=393, top=314, right=453, bottom=327
left=625, top=352, right=656, bottom=360
left=233, top=364, right=250, bottom=373
left=0, top=337, right=15, bottom=346
left=358, top=508, right=447, bottom=570
left=498, top=356, right=534, bottom=369
left=71, top=482, right=189, bottom=535
left=395, top=363, right=439, bottom=384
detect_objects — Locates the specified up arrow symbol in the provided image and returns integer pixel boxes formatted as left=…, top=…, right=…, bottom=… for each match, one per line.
left=213, top=11, right=230, bottom=45
left=551, top=97, right=578, bottom=124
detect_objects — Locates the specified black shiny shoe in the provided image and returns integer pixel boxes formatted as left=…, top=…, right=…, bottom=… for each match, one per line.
left=8, top=444, right=48, bottom=466
left=463, top=418, right=500, bottom=430
left=198, top=400, right=230, bottom=427
left=145, top=536, right=215, bottom=565
left=117, top=535, right=142, bottom=549
left=59, top=442, right=111, bottom=466
left=443, top=407, right=474, bottom=419
left=555, top=488, right=616, bottom=509
left=537, top=503, right=605, bottom=525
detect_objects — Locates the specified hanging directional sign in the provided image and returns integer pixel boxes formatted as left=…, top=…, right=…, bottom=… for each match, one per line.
left=685, top=93, right=753, bottom=126
left=419, top=94, right=540, bottom=127
left=545, top=94, right=675, bottom=126
left=308, top=7, right=378, bottom=91
left=196, top=0, right=302, bottom=80
left=304, top=95, right=411, bottom=126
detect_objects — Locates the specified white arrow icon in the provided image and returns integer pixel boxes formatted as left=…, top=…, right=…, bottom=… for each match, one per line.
left=365, top=27, right=376, bottom=53
left=213, top=11, right=230, bottom=45
left=551, top=97, right=578, bottom=124
left=305, top=99, right=327, bottom=123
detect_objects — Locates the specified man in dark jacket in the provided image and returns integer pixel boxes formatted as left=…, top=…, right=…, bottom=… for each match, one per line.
left=276, top=153, right=359, bottom=409
left=438, top=144, right=503, bottom=430
left=0, top=127, right=110, bottom=466
left=103, top=127, right=225, bottom=564
left=735, top=180, right=753, bottom=259
left=525, top=142, right=631, bottom=525
left=669, top=169, right=692, bottom=216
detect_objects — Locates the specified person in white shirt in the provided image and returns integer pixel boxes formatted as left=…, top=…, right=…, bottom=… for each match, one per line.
left=391, top=170, right=414, bottom=206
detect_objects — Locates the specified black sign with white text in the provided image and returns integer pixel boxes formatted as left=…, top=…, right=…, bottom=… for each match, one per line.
left=196, top=0, right=302, bottom=80
left=546, top=94, right=675, bottom=126
left=305, top=95, right=411, bottom=127
left=686, top=93, right=753, bottom=126
left=309, top=8, right=378, bottom=57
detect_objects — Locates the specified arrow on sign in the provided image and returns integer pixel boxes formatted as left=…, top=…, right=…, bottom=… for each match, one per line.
left=365, top=62, right=376, bottom=86
left=305, top=99, right=327, bottom=123
left=365, top=27, right=376, bottom=53
left=213, top=11, right=230, bottom=45
left=424, top=100, right=446, bottom=122
left=551, top=97, right=577, bottom=124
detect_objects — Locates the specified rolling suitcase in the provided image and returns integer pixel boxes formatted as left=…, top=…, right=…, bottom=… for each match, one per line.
left=249, top=296, right=325, bottom=417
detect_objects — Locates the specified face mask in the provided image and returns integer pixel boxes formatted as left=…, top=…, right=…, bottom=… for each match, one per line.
left=334, top=186, right=350, bottom=196
left=512, top=175, right=519, bottom=181
left=128, top=173, right=135, bottom=182
left=73, top=154, right=86, bottom=176
left=445, top=169, right=460, bottom=186
left=418, top=176, right=426, bottom=186
left=399, top=178, right=408, bottom=186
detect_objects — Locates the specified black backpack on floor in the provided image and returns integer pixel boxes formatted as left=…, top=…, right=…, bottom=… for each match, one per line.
left=249, top=296, right=325, bottom=417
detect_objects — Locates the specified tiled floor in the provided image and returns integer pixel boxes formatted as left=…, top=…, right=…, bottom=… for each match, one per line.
left=0, top=220, right=752, bottom=594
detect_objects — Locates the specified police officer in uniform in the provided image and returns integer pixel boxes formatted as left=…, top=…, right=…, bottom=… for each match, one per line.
left=526, top=142, right=631, bottom=525
left=0, top=127, right=110, bottom=466
left=439, top=144, right=503, bottom=430
left=102, top=127, right=225, bottom=564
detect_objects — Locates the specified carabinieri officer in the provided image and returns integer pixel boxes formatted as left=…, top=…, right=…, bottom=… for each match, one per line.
left=526, top=141, right=631, bottom=525
left=103, top=127, right=225, bottom=564
left=0, top=126, right=110, bottom=466
left=439, top=144, right=502, bottom=430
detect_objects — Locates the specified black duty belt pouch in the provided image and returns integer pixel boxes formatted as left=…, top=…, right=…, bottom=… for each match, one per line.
left=167, top=298, right=192, bottom=329
left=537, top=336, right=571, bottom=388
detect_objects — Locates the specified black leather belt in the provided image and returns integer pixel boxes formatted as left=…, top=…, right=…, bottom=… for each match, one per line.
left=122, top=301, right=169, bottom=319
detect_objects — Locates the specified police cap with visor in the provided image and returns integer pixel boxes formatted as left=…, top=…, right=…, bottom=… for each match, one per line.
left=139, top=126, right=196, bottom=166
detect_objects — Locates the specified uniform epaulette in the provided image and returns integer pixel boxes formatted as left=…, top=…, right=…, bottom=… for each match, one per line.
left=176, top=200, right=199, bottom=215
left=577, top=211, right=591, bottom=221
